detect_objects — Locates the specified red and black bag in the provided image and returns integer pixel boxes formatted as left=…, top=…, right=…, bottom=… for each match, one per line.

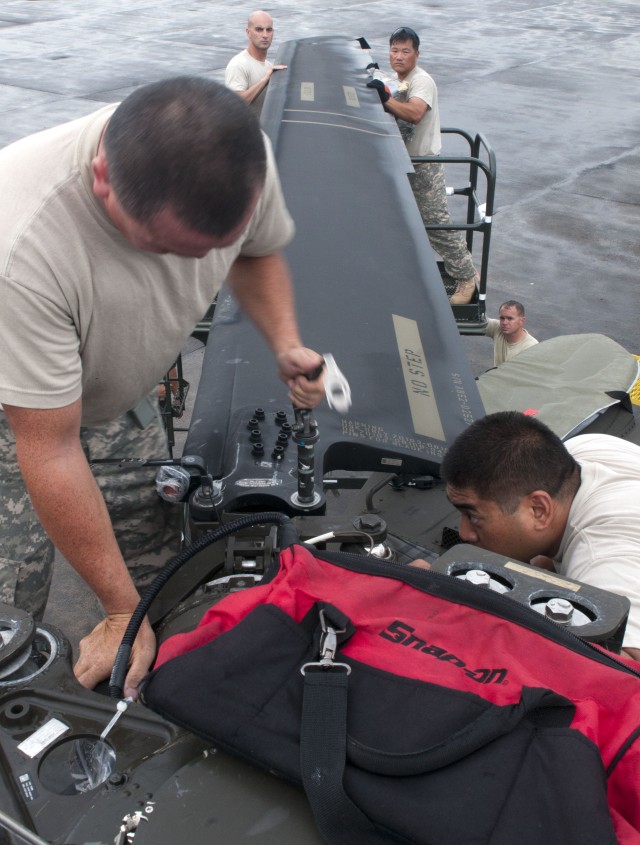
left=141, top=544, right=640, bottom=844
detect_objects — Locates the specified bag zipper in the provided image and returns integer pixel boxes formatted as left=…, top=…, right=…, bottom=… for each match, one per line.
left=308, top=545, right=640, bottom=680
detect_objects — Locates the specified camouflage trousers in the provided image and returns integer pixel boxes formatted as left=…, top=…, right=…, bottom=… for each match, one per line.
left=409, top=161, right=476, bottom=281
left=0, top=398, right=181, bottom=621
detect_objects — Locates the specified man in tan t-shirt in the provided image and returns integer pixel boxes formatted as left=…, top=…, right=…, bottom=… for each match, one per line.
left=485, top=300, right=538, bottom=367
left=368, top=26, right=479, bottom=306
left=441, top=411, right=640, bottom=662
left=225, top=10, right=287, bottom=115
left=0, top=77, right=324, bottom=696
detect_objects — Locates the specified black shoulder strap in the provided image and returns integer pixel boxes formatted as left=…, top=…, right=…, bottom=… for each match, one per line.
left=300, top=667, right=409, bottom=844
left=300, top=666, right=573, bottom=843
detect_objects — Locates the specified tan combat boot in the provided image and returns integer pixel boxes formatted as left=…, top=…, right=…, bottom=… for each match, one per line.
left=449, top=274, right=478, bottom=305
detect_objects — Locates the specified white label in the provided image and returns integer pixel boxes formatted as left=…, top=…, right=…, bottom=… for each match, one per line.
left=300, top=82, right=315, bottom=101
left=235, top=478, right=283, bottom=488
left=18, top=772, right=38, bottom=801
left=343, top=85, right=359, bottom=107
left=18, top=718, right=70, bottom=758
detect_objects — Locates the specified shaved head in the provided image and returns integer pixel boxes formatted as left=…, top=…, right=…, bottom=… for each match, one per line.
left=248, top=10, right=273, bottom=27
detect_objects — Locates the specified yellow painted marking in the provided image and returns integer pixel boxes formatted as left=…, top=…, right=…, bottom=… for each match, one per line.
left=631, top=355, right=640, bottom=406
left=505, top=561, right=581, bottom=591
left=392, top=315, right=445, bottom=441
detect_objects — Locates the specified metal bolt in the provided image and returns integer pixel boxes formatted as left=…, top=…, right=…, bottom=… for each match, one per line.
left=369, top=542, right=394, bottom=560
left=465, top=569, right=491, bottom=588
left=357, top=514, right=383, bottom=533
left=545, top=597, right=574, bottom=623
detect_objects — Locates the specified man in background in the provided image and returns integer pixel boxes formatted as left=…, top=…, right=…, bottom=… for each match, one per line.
left=368, top=27, right=479, bottom=305
left=225, top=10, right=287, bottom=116
left=485, top=300, right=538, bottom=366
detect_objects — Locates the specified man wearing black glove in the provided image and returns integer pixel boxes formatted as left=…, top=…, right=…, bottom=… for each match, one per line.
left=368, top=27, right=479, bottom=306
left=366, top=77, right=390, bottom=103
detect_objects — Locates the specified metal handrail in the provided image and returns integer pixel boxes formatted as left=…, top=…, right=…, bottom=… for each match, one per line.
left=411, top=128, right=497, bottom=333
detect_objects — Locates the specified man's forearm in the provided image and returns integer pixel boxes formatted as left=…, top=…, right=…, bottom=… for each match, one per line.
left=16, top=441, right=141, bottom=614
left=236, top=70, right=272, bottom=105
left=384, top=96, right=427, bottom=125
left=227, top=253, right=324, bottom=408
left=228, top=252, right=303, bottom=355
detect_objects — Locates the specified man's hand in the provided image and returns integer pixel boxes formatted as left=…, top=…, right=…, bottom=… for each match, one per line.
left=277, top=347, right=325, bottom=408
left=74, top=613, right=156, bottom=698
left=529, top=555, right=556, bottom=572
left=621, top=647, right=640, bottom=662
left=409, top=559, right=432, bottom=570
left=367, top=78, right=390, bottom=104
left=264, top=64, right=287, bottom=83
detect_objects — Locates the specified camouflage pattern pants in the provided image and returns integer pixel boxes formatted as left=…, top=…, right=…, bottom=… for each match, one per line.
left=409, top=161, right=476, bottom=281
left=0, top=398, right=181, bottom=620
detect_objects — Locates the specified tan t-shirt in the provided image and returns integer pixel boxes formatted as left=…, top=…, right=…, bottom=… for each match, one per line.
left=0, top=105, right=294, bottom=426
left=559, top=434, right=640, bottom=648
left=485, top=319, right=539, bottom=367
left=225, top=49, right=273, bottom=115
left=392, top=65, right=441, bottom=157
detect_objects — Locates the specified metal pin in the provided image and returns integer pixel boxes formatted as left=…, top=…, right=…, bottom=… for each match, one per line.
left=100, top=697, right=133, bottom=741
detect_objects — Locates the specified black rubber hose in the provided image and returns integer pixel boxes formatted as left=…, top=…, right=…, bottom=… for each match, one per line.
left=109, top=511, right=295, bottom=698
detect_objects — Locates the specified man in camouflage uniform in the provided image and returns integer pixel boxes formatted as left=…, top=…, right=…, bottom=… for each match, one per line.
left=368, top=26, right=478, bottom=305
left=0, top=397, right=179, bottom=620
left=0, top=77, right=324, bottom=695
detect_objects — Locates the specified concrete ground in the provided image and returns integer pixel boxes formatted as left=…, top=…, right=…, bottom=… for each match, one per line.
left=0, top=0, right=638, bottom=650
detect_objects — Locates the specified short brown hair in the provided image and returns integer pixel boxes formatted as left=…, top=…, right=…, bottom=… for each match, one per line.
left=104, top=77, right=266, bottom=236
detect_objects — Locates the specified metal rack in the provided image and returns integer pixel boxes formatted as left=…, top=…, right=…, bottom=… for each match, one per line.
left=412, top=129, right=497, bottom=334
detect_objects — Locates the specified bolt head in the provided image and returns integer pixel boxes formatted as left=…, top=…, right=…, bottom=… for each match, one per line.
left=355, top=514, right=383, bottom=533
left=466, top=569, right=491, bottom=587
left=545, top=597, right=574, bottom=622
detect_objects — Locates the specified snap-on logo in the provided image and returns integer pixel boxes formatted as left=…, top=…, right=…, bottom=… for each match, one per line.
left=379, top=620, right=508, bottom=685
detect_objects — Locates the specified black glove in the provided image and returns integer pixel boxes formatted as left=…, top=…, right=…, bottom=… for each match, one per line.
left=366, top=78, right=390, bottom=104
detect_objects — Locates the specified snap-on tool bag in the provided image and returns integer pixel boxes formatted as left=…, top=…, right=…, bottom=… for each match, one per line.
left=141, top=544, right=640, bottom=844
